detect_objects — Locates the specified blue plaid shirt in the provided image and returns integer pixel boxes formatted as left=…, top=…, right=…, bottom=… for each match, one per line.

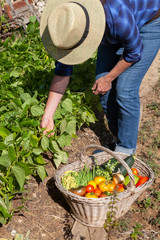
left=55, top=0, right=160, bottom=76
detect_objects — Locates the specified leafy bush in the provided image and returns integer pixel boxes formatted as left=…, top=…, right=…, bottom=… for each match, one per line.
left=0, top=17, right=99, bottom=224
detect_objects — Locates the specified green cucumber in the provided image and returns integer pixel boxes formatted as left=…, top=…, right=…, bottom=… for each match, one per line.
left=113, top=155, right=135, bottom=176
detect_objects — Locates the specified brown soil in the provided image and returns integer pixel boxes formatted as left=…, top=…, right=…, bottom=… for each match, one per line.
left=0, top=53, right=160, bottom=240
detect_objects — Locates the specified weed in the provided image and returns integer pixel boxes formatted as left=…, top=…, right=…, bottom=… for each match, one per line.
left=137, top=197, right=153, bottom=210
left=130, top=223, right=143, bottom=240
left=147, top=101, right=160, bottom=117
left=116, top=218, right=130, bottom=232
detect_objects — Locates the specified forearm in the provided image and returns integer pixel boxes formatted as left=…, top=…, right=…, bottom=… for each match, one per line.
left=92, top=57, right=134, bottom=95
left=44, top=75, right=70, bottom=117
left=106, top=57, right=134, bottom=82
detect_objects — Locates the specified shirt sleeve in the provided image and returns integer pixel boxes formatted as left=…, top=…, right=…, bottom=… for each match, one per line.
left=54, top=61, right=73, bottom=76
left=114, top=6, right=143, bottom=63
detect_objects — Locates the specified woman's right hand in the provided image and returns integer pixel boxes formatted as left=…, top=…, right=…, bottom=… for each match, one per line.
left=40, top=113, right=54, bottom=137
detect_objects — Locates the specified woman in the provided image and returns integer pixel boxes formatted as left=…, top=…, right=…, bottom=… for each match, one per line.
left=40, top=0, right=160, bottom=155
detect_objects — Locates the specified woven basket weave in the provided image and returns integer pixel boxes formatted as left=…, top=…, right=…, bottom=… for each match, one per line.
left=55, top=145, right=155, bottom=227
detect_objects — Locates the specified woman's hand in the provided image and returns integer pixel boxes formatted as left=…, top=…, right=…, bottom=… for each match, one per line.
left=92, top=76, right=112, bottom=95
left=40, top=114, right=54, bottom=137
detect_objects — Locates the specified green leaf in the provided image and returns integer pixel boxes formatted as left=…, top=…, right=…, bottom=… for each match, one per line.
left=20, top=104, right=30, bottom=118
left=0, top=155, right=11, bottom=168
left=20, top=93, right=31, bottom=102
left=54, top=151, right=68, bottom=168
left=41, top=135, right=49, bottom=151
left=50, top=140, right=61, bottom=152
left=0, top=142, right=7, bottom=150
left=57, top=133, right=72, bottom=148
left=10, top=70, right=20, bottom=78
left=4, top=134, right=14, bottom=146
left=30, top=105, right=44, bottom=116
left=16, top=162, right=31, bottom=176
left=0, top=127, right=11, bottom=138
left=8, top=146, right=16, bottom=162
left=61, top=98, right=73, bottom=112
left=32, top=148, right=43, bottom=155
left=57, top=134, right=66, bottom=148
left=0, top=175, right=8, bottom=184
left=29, top=16, right=37, bottom=23
left=11, top=165, right=25, bottom=189
left=30, top=134, right=39, bottom=147
left=53, top=109, right=62, bottom=120
left=0, top=197, right=7, bottom=209
left=35, top=155, right=46, bottom=165
left=60, top=119, right=67, bottom=134
left=53, top=154, right=62, bottom=168
left=60, top=151, right=68, bottom=164
left=0, top=215, right=6, bottom=224
left=66, top=119, right=76, bottom=135
left=37, top=166, right=47, bottom=181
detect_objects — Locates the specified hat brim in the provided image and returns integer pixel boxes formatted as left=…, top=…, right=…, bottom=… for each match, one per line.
left=40, top=0, right=105, bottom=65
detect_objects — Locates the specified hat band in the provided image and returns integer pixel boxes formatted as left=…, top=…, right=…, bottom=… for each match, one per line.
left=68, top=1, right=90, bottom=50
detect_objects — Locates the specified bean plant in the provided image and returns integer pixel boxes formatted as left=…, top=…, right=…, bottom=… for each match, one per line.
left=0, top=16, right=98, bottom=224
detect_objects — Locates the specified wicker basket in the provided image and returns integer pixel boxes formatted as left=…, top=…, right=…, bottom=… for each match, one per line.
left=55, top=145, right=155, bottom=227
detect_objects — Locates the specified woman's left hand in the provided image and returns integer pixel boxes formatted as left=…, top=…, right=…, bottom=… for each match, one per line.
left=92, top=76, right=112, bottom=95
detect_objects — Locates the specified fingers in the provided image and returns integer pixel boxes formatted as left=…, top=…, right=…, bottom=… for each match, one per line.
left=40, top=115, right=54, bottom=137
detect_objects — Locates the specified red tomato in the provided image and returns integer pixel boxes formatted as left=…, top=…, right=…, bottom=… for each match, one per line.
left=138, top=175, right=143, bottom=179
left=136, top=176, right=149, bottom=187
left=86, top=184, right=94, bottom=193
left=99, top=192, right=111, bottom=198
left=115, top=184, right=125, bottom=192
left=131, top=168, right=138, bottom=175
left=94, top=188, right=102, bottom=197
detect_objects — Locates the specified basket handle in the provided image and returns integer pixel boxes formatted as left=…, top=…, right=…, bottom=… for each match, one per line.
left=81, top=144, right=136, bottom=194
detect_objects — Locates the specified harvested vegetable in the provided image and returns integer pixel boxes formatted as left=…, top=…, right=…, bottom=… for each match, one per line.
left=115, top=184, right=125, bottom=192
left=95, top=158, right=118, bottom=180
left=86, top=184, right=94, bottom=193
left=98, top=180, right=116, bottom=193
left=87, top=180, right=97, bottom=189
left=112, top=173, right=125, bottom=185
left=99, top=192, right=111, bottom=198
left=94, top=188, right=102, bottom=197
left=94, top=176, right=106, bottom=185
left=136, top=176, right=149, bottom=187
left=131, top=168, right=138, bottom=175
left=113, top=155, right=135, bottom=176
left=85, top=192, right=98, bottom=198
left=62, top=171, right=78, bottom=190
left=69, top=186, right=86, bottom=196
left=124, top=175, right=139, bottom=186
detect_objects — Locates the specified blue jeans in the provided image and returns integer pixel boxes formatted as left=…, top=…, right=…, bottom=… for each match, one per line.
left=95, top=17, right=160, bottom=155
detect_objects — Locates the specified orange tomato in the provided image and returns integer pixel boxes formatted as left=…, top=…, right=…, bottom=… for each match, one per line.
left=115, top=184, right=125, bottom=192
left=131, top=168, right=138, bottom=175
left=98, top=180, right=116, bottom=192
left=94, top=188, right=102, bottom=197
left=85, top=192, right=98, bottom=198
left=94, top=176, right=106, bottom=185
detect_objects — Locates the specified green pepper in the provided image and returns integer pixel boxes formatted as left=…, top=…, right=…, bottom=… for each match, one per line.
left=124, top=175, right=139, bottom=186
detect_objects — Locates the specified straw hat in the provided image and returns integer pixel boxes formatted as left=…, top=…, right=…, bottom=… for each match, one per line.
left=40, top=0, right=106, bottom=65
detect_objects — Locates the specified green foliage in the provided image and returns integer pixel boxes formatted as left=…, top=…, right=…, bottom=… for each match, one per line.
left=0, top=18, right=98, bottom=224
left=130, top=223, right=143, bottom=240
left=104, top=191, right=119, bottom=239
